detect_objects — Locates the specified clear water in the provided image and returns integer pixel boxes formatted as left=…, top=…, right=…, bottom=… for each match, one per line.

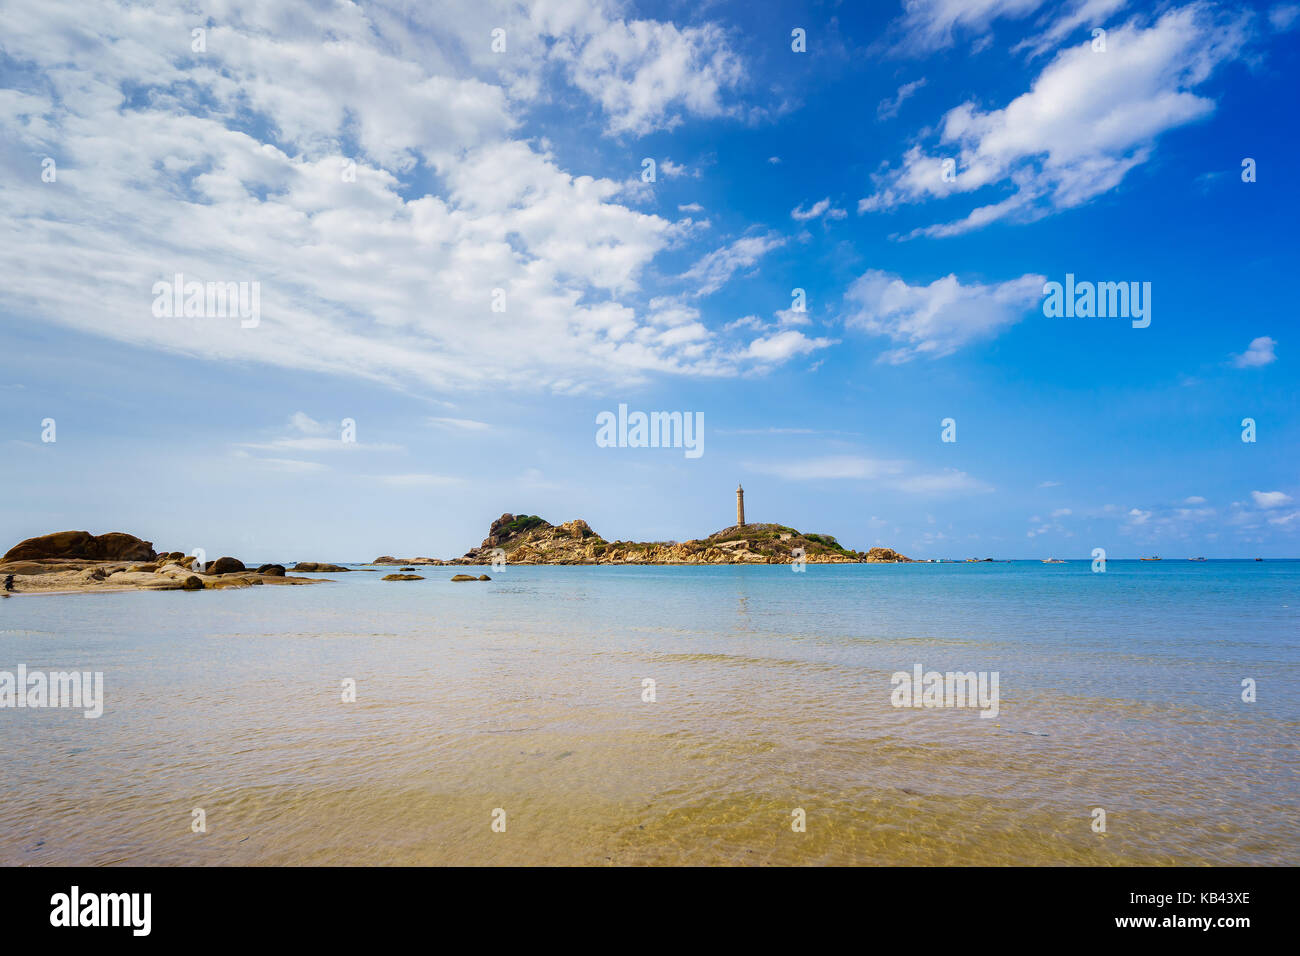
left=1, top=560, right=1296, bottom=865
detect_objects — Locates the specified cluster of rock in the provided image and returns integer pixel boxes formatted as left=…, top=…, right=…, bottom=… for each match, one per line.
left=1, top=531, right=325, bottom=594
left=379, top=513, right=913, bottom=566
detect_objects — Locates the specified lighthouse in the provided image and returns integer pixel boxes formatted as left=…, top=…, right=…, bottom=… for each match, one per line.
left=736, top=483, right=746, bottom=527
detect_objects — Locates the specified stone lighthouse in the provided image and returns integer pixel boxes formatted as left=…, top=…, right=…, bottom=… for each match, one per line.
left=736, top=483, right=746, bottom=527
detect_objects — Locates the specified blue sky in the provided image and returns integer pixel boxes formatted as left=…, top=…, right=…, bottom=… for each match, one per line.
left=1, top=0, right=1296, bottom=560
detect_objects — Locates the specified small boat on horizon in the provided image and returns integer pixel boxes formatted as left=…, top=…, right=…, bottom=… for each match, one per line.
left=1140, top=556, right=1162, bottom=561
left=1189, top=557, right=1206, bottom=561
left=1042, top=558, right=1066, bottom=563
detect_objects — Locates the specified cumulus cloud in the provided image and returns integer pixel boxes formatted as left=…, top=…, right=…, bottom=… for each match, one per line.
left=0, top=0, right=812, bottom=396
left=1252, top=490, right=1293, bottom=509
left=842, top=270, right=1045, bottom=363
left=742, top=330, right=837, bottom=363
left=862, top=4, right=1251, bottom=236
left=1231, top=336, right=1277, bottom=368
left=544, top=11, right=746, bottom=136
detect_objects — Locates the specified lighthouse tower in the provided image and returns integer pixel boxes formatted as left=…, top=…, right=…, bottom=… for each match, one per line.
left=736, top=483, right=746, bottom=527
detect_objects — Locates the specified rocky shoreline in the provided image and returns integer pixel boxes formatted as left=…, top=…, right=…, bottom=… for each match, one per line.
left=1, top=531, right=327, bottom=595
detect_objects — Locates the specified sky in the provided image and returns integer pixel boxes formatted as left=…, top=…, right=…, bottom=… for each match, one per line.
left=0, top=0, right=1296, bottom=561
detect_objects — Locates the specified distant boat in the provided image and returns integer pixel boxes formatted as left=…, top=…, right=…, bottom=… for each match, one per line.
left=1189, top=557, right=1206, bottom=561
left=1256, top=557, right=1264, bottom=561
left=1140, top=556, right=1161, bottom=561
left=1042, top=558, right=1066, bottom=563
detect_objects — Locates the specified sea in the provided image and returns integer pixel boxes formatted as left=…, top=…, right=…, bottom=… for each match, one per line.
left=1, top=560, right=1296, bottom=865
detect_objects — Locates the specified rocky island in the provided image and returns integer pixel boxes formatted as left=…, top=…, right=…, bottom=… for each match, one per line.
left=373, top=511, right=911, bottom=566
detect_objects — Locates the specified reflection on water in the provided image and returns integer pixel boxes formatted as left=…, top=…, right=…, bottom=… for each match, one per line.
left=1, top=562, right=1296, bottom=865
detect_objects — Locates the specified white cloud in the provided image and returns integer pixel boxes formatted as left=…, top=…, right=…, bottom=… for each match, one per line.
left=1126, top=507, right=1152, bottom=525
left=682, top=233, right=787, bottom=296
left=289, top=412, right=329, bottom=435
left=791, top=198, right=848, bottom=221
left=894, top=0, right=1047, bottom=52
left=374, top=473, right=464, bottom=487
left=742, top=330, right=837, bottom=363
left=863, top=5, right=1251, bottom=236
left=1231, top=336, right=1277, bottom=368
left=895, top=470, right=994, bottom=494
left=0, top=0, right=814, bottom=396
left=1185, top=495, right=1206, bottom=504
left=751, top=456, right=907, bottom=481
left=877, top=78, right=927, bottom=120
left=843, top=270, right=1045, bottom=363
left=1015, top=0, right=1130, bottom=60
left=1269, top=3, right=1300, bottom=31
left=748, top=456, right=991, bottom=494
left=546, top=12, right=746, bottom=136
left=659, top=158, right=693, bottom=178
left=428, top=417, right=492, bottom=431
left=1252, top=490, right=1292, bottom=509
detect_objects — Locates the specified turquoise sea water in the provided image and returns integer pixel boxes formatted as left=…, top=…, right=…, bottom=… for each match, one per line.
left=1, top=560, right=1296, bottom=865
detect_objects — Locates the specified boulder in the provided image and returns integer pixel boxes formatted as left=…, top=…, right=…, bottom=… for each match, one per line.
left=477, top=574, right=491, bottom=581
left=3, top=530, right=156, bottom=562
left=292, top=563, right=349, bottom=573
left=206, top=556, right=245, bottom=574
left=450, top=574, right=478, bottom=582
left=181, top=576, right=204, bottom=590
left=382, top=573, right=425, bottom=581
left=256, top=564, right=286, bottom=576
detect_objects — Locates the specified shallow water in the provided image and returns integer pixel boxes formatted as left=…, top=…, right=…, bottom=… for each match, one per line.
left=1, top=560, right=1296, bottom=865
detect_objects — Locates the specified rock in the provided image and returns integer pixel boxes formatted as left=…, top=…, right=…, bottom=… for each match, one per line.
left=207, top=556, right=246, bottom=574
left=292, top=563, right=349, bottom=573
left=450, top=574, right=478, bottom=582
left=862, top=547, right=911, bottom=563
left=205, top=577, right=251, bottom=589
left=477, top=574, right=491, bottom=581
left=181, top=575, right=204, bottom=590
left=382, top=573, right=425, bottom=581
left=3, top=530, right=156, bottom=562
left=256, top=564, right=286, bottom=576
